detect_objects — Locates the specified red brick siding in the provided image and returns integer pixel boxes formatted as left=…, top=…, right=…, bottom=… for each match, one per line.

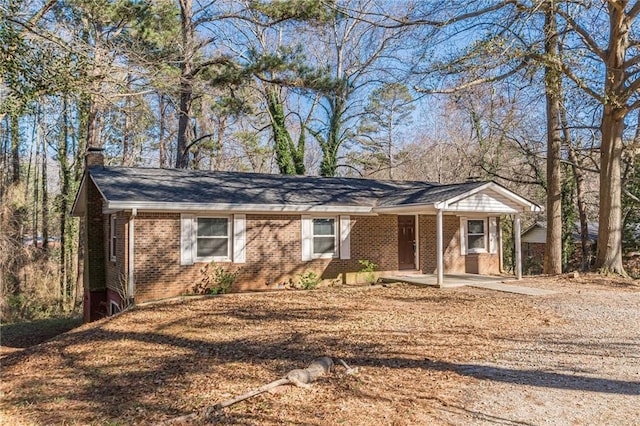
left=133, top=213, right=185, bottom=302
left=86, top=178, right=106, bottom=292
left=121, top=212, right=502, bottom=304
left=419, top=215, right=465, bottom=273
left=105, top=211, right=128, bottom=298
left=130, top=213, right=400, bottom=302
left=418, top=215, right=500, bottom=275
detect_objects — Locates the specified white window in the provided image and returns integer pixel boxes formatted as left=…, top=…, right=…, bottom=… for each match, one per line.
left=181, top=214, right=245, bottom=266
left=110, top=300, right=120, bottom=316
left=302, top=215, right=350, bottom=261
left=110, top=214, right=117, bottom=261
left=312, top=217, right=338, bottom=258
left=195, top=217, right=231, bottom=261
left=467, top=219, right=487, bottom=253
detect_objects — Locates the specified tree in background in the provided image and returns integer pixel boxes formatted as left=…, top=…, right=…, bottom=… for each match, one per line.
left=356, top=83, right=415, bottom=178
left=552, top=1, right=640, bottom=275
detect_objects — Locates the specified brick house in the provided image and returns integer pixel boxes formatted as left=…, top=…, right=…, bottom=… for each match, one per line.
left=521, top=221, right=598, bottom=273
left=72, top=148, right=541, bottom=322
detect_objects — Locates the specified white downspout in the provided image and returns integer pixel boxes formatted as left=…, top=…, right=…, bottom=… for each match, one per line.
left=128, top=208, right=137, bottom=300
left=514, top=213, right=522, bottom=280
left=436, top=208, right=444, bottom=286
left=414, top=214, right=420, bottom=271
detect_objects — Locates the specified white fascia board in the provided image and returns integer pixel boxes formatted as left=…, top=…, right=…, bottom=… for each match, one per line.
left=444, top=206, right=520, bottom=214
left=72, top=173, right=111, bottom=217
left=373, top=204, right=438, bottom=214
left=70, top=173, right=87, bottom=217
left=106, top=201, right=375, bottom=215
left=435, top=182, right=542, bottom=212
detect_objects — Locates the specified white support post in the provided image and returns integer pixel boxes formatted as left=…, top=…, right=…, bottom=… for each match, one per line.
left=514, top=213, right=522, bottom=280
left=436, top=209, right=444, bottom=286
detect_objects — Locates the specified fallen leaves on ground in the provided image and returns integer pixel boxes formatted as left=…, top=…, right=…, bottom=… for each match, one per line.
left=1, top=275, right=636, bottom=425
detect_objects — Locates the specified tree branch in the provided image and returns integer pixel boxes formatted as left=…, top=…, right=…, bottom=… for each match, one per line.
left=629, top=1, right=640, bottom=18
left=332, top=1, right=518, bottom=29
left=185, top=133, right=215, bottom=151
left=555, top=7, right=606, bottom=60
left=414, top=60, right=528, bottom=94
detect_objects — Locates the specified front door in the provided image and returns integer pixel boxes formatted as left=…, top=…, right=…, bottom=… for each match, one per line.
left=398, top=216, right=416, bottom=270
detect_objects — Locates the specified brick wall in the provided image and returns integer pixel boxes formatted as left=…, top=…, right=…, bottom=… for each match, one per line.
left=83, top=178, right=107, bottom=322
left=419, top=215, right=466, bottom=273
left=105, top=211, right=128, bottom=301
left=130, top=213, right=400, bottom=302
left=86, top=178, right=106, bottom=292
left=117, top=212, right=501, bottom=304
left=418, top=215, right=500, bottom=275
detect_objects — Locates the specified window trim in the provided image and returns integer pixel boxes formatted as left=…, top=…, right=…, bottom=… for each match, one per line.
left=195, top=216, right=232, bottom=263
left=467, top=218, right=488, bottom=254
left=312, top=216, right=339, bottom=259
left=109, top=214, right=117, bottom=262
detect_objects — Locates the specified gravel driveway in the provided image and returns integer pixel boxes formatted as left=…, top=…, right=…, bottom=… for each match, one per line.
left=437, top=277, right=640, bottom=425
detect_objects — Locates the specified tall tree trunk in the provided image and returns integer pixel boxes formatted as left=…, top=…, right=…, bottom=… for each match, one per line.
left=10, top=113, right=20, bottom=184
left=159, top=94, right=167, bottom=168
left=121, top=72, right=133, bottom=166
left=561, top=114, right=590, bottom=271
left=543, top=2, right=563, bottom=275
left=267, top=87, right=296, bottom=175
left=59, top=96, right=71, bottom=303
left=176, top=0, right=194, bottom=169
left=33, top=123, right=40, bottom=248
left=319, top=93, right=345, bottom=177
left=41, top=118, right=49, bottom=251
left=595, top=2, right=628, bottom=275
left=597, top=113, right=626, bottom=273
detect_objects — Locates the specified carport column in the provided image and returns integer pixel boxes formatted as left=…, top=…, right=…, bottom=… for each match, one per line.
left=514, top=213, right=522, bottom=280
left=436, top=208, right=444, bottom=286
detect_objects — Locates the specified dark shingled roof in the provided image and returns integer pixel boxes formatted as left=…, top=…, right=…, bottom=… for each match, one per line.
left=89, top=166, right=488, bottom=208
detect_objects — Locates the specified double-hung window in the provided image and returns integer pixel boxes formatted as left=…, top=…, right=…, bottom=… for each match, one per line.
left=467, top=219, right=486, bottom=253
left=312, top=217, right=338, bottom=258
left=110, top=214, right=117, bottom=261
left=196, top=217, right=230, bottom=261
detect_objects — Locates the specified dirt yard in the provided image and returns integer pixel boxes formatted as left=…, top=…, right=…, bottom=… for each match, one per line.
left=1, top=275, right=638, bottom=425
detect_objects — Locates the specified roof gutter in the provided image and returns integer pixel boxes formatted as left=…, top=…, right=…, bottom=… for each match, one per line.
left=105, top=201, right=375, bottom=215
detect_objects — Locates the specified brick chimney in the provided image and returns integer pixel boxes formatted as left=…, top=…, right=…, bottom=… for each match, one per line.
left=83, top=145, right=107, bottom=322
left=85, top=146, right=104, bottom=168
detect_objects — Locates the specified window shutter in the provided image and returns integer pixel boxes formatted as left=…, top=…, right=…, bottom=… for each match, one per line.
left=489, top=217, right=498, bottom=254
left=460, top=216, right=468, bottom=256
left=301, top=215, right=313, bottom=261
left=233, top=214, right=246, bottom=263
left=340, top=215, right=351, bottom=260
left=180, top=214, right=194, bottom=265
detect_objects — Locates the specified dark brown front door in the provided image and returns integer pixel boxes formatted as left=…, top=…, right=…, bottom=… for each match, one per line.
left=398, top=216, right=416, bottom=270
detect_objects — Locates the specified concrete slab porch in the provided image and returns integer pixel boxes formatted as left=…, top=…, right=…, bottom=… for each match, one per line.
left=382, top=274, right=556, bottom=296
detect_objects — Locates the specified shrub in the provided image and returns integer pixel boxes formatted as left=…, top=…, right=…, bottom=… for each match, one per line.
left=295, top=271, right=321, bottom=290
left=358, top=259, right=378, bottom=284
left=195, top=262, right=239, bottom=295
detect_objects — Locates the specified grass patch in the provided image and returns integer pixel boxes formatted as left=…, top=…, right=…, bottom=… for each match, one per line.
left=1, top=316, right=82, bottom=349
